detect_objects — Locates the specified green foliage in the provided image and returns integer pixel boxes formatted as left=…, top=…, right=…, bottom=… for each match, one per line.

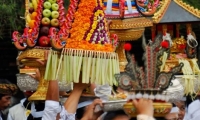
left=0, top=0, right=25, bottom=39
left=0, top=0, right=70, bottom=39
left=182, top=0, right=200, bottom=9
left=64, top=0, right=70, bottom=9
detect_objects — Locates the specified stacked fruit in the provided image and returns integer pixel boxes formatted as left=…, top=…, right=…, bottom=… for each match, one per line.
left=26, top=0, right=39, bottom=29
left=19, top=0, right=43, bottom=48
left=12, top=0, right=67, bottom=50
left=36, top=0, right=60, bottom=47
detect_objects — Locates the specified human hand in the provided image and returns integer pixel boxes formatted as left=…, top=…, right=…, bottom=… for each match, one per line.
left=73, top=82, right=90, bottom=92
left=81, top=99, right=103, bottom=120
left=132, top=98, right=154, bottom=117
left=29, top=68, right=41, bottom=81
left=73, top=73, right=90, bottom=91
left=35, top=50, right=49, bottom=66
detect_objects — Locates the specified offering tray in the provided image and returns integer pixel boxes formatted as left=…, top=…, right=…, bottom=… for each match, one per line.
left=123, top=102, right=172, bottom=117
left=20, top=59, right=45, bottom=67
left=102, top=100, right=127, bottom=112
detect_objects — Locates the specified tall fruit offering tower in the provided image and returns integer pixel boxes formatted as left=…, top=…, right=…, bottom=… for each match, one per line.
left=45, top=0, right=120, bottom=85
left=12, top=0, right=70, bottom=101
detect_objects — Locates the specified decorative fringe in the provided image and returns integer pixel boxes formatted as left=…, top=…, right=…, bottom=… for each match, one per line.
left=160, top=52, right=168, bottom=72
left=45, top=49, right=120, bottom=85
left=44, top=50, right=60, bottom=80
left=178, top=59, right=196, bottom=97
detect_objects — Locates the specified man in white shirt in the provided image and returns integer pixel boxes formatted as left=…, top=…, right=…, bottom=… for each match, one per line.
left=0, top=79, right=18, bottom=120
left=42, top=79, right=89, bottom=120
left=7, top=91, right=45, bottom=120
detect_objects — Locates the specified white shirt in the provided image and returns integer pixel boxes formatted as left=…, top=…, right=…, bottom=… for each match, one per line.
left=7, top=98, right=43, bottom=120
left=186, top=99, right=200, bottom=120
left=42, top=100, right=75, bottom=120
left=137, top=115, right=155, bottom=120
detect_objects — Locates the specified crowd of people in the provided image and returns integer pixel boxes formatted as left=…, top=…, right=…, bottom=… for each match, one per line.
left=0, top=78, right=156, bottom=120
left=0, top=77, right=199, bottom=120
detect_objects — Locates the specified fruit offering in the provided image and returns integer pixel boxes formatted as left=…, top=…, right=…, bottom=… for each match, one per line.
left=12, top=0, right=67, bottom=50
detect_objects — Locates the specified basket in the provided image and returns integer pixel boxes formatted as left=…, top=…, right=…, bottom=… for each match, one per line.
left=59, top=81, right=72, bottom=92
left=109, top=17, right=152, bottom=29
left=16, top=74, right=39, bottom=92
left=110, top=28, right=144, bottom=41
left=20, top=59, right=44, bottom=67
left=16, top=74, right=72, bottom=92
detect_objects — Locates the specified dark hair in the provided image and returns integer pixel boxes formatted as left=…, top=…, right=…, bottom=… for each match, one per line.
left=186, top=95, right=193, bottom=108
left=0, top=94, right=7, bottom=99
left=130, top=117, right=137, bottom=120
left=103, top=110, right=128, bottom=120
left=154, top=117, right=165, bottom=120
left=172, top=103, right=176, bottom=107
left=130, top=117, right=164, bottom=120
left=76, top=107, right=85, bottom=119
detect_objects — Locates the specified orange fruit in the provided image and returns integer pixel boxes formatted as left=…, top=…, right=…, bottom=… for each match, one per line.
left=31, top=12, right=38, bottom=20
left=28, top=29, right=32, bottom=33
left=28, top=20, right=36, bottom=29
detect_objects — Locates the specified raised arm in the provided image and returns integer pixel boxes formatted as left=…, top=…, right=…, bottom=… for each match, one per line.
left=42, top=80, right=60, bottom=120
left=64, top=82, right=89, bottom=114
left=40, top=51, right=61, bottom=120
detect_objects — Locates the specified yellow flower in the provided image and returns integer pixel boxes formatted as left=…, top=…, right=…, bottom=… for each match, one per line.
left=90, top=29, right=94, bottom=33
left=93, top=21, right=98, bottom=25
left=26, top=110, right=31, bottom=116
left=95, top=12, right=99, bottom=16
left=97, top=10, right=102, bottom=14
left=92, top=24, right=97, bottom=29
left=94, top=17, right=97, bottom=21
left=87, top=33, right=92, bottom=38
left=86, top=37, right=90, bottom=41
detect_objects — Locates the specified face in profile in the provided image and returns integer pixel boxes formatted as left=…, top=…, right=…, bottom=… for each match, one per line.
left=0, top=95, right=11, bottom=110
left=175, top=101, right=186, bottom=120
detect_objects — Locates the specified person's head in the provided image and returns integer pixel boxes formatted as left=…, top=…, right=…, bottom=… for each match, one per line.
left=0, top=94, right=12, bottom=110
left=175, top=101, right=186, bottom=120
left=0, top=79, right=18, bottom=110
left=103, top=110, right=129, bottom=120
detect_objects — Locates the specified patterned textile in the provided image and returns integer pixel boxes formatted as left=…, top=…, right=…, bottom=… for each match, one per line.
left=59, top=107, right=75, bottom=120
left=0, top=79, right=18, bottom=95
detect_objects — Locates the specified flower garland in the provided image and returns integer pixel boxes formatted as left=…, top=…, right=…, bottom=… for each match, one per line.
left=66, top=0, right=114, bottom=52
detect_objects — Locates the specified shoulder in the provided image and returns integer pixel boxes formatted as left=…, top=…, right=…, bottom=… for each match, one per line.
left=9, top=103, right=23, bottom=111
left=188, top=100, right=200, bottom=113
left=137, top=114, right=155, bottom=120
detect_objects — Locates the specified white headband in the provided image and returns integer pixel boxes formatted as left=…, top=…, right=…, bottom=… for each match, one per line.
left=170, top=107, right=179, bottom=113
